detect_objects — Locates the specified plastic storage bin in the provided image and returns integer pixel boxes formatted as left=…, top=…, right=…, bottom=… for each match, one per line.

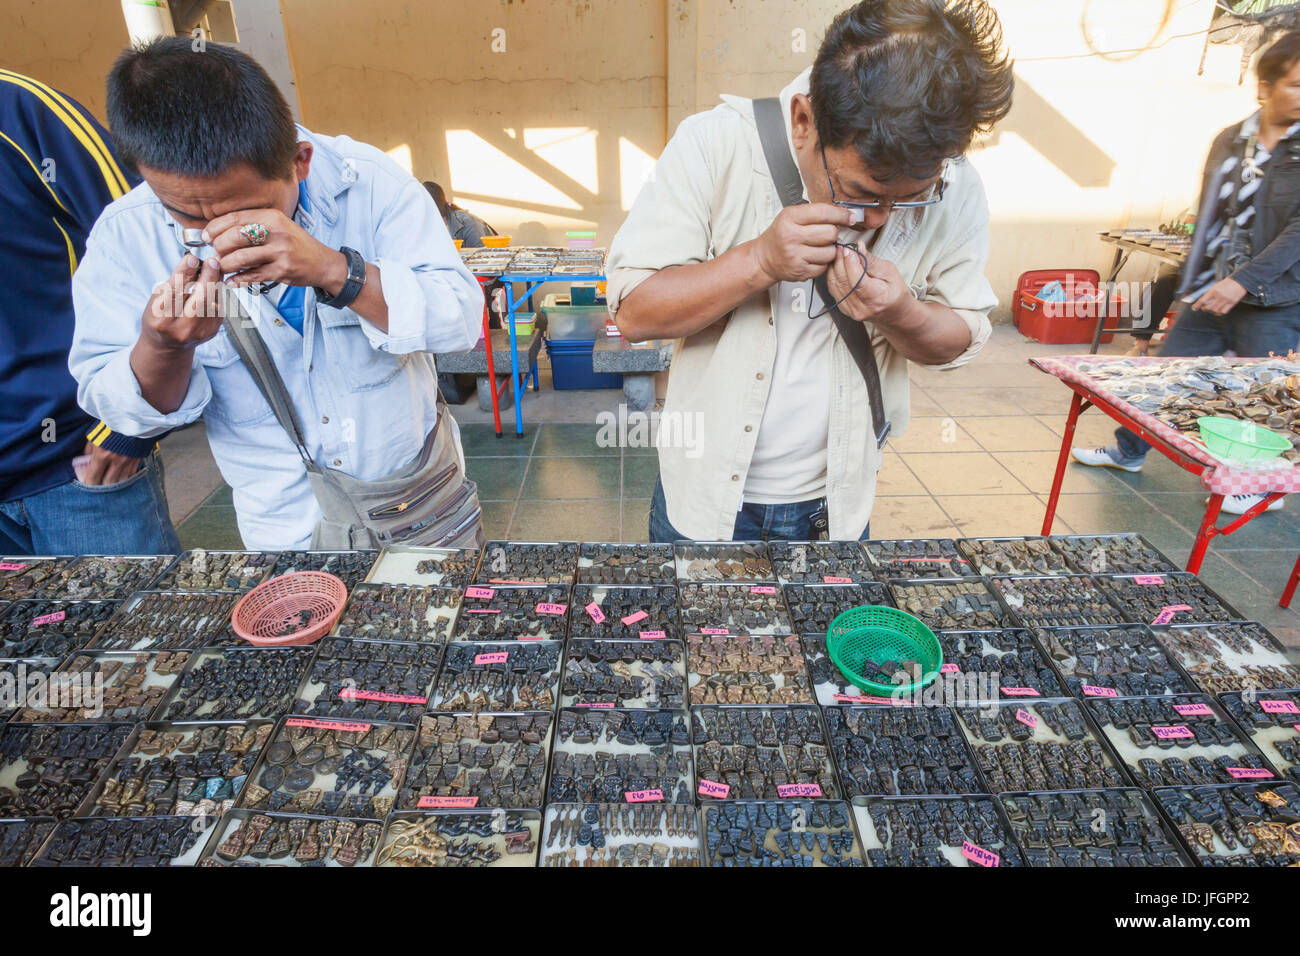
left=1013, top=269, right=1124, bottom=345
left=541, top=293, right=612, bottom=340
left=545, top=338, right=623, bottom=390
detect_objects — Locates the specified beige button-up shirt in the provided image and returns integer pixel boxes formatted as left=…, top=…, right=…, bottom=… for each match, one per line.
left=607, top=69, right=996, bottom=539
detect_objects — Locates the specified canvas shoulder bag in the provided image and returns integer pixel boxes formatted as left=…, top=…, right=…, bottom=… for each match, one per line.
left=220, top=299, right=484, bottom=549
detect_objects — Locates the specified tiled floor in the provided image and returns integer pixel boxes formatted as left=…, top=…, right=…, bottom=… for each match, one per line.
left=167, top=327, right=1300, bottom=646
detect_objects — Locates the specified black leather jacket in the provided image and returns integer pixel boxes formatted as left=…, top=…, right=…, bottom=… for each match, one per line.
left=1179, top=115, right=1300, bottom=307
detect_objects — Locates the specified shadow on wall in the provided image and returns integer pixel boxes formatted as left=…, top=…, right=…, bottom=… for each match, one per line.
left=986, top=75, right=1118, bottom=189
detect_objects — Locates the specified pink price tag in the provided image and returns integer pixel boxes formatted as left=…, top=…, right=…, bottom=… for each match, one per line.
left=1260, top=699, right=1300, bottom=715
left=1226, top=767, right=1275, bottom=780
left=823, top=576, right=853, bottom=584
left=1151, top=724, right=1195, bottom=740
left=285, top=718, right=371, bottom=733
left=418, top=796, right=479, bottom=808
left=465, top=586, right=495, bottom=600
left=625, top=789, right=663, bottom=803
left=0, top=563, right=28, bottom=571
left=776, top=783, right=823, bottom=798
left=339, top=689, right=427, bottom=705
left=639, top=630, right=666, bottom=640
left=1133, top=575, right=1165, bottom=585
left=1001, top=687, right=1040, bottom=697
left=1015, top=708, right=1038, bottom=729
left=1082, top=684, right=1118, bottom=698
left=620, top=610, right=649, bottom=626
left=698, top=779, right=731, bottom=798
left=960, top=841, right=1001, bottom=868
left=1174, top=702, right=1213, bottom=717
left=474, top=652, right=509, bottom=666
left=1151, top=604, right=1193, bottom=626
left=701, top=627, right=729, bottom=635
left=584, top=602, right=606, bottom=624
left=575, top=702, right=615, bottom=709
left=517, top=634, right=544, bottom=641
left=31, top=610, right=66, bottom=627
left=1293, top=724, right=1300, bottom=735
left=940, top=663, right=961, bottom=675
left=749, top=586, right=777, bottom=594
left=535, top=602, right=567, bottom=616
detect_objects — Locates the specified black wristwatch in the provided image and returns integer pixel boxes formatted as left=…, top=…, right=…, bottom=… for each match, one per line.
left=316, top=246, right=366, bottom=310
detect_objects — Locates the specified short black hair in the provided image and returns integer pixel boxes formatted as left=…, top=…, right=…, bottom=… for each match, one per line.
left=1259, top=30, right=1300, bottom=85
left=107, top=37, right=298, bottom=180
left=810, top=0, right=1014, bottom=181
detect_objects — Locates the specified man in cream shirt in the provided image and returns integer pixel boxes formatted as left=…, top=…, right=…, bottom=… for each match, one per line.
left=608, top=0, right=1014, bottom=541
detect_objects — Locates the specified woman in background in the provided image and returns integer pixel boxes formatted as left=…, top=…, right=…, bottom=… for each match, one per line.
left=424, top=181, right=496, bottom=247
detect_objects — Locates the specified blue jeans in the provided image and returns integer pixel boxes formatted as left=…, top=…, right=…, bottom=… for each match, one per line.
left=0, top=450, right=180, bottom=555
left=1115, top=300, right=1300, bottom=461
left=648, top=475, right=869, bottom=542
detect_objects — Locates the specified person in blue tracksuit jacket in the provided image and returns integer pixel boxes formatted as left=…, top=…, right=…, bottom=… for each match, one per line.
left=0, top=69, right=179, bottom=555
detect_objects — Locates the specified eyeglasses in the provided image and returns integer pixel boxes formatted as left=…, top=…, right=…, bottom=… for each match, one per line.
left=821, top=145, right=947, bottom=215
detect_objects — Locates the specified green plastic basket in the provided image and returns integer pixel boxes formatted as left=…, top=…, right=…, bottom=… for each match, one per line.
left=826, top=605, right=943, bottom=697
left=1197, top=416, right=1290, bottom=463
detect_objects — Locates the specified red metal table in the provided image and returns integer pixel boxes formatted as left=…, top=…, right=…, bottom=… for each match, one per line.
left=1032, top=356, right=1298, bottom=582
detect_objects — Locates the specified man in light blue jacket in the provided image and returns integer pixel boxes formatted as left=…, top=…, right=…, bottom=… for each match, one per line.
left=70, top=39, right=483, bottom=549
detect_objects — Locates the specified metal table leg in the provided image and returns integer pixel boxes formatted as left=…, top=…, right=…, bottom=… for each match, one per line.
left=1089, top=247, right=1128, bottom=354
left=1282, top=552, right=1300, bottom=609
left=1042, top=391, right=1090, bottom=535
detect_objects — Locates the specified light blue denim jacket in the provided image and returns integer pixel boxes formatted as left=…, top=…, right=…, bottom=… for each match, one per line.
left=69, top=127, right=483, bottom=548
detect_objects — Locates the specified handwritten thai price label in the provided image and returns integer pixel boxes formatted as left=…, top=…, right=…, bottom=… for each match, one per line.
left=0, top=563, right=28, bottom=571
left=517, top=634, right=544, bottom=641
left=639, top=630, right=666, bottom=640
left=961, top=841, right=1000, bottom=868
left=1133, top=575, right=1165, bottom=585
left=576, top=702, right=615, bottom=709
left=584, top=602, right=606, bottom=623
left=1151, top=724, right=1194, bottom=740
left=698, top=779, right=730, bottom=798
left=535, top=602, right=567, bottom=616
left=621, top=610, right=649, bottom=625
left=701, top=627, right=729, bottom=635
left=823, top=576, right=853, bottom=584
left=833, top=693, right=913, bottom=706
left=625, top=789, right=664, bottom=803
left=1151, top=604, right=1192, bottom=626
left=750, top=586, right=777, bottom=594
left=339, top=689, right=427, bottom=705
left=1260, top=699, right=1300, bottom=715
left=1001, top=687, right=1040, bottom=697
left=464, top=608, right=501, bottom=615
left=1226, top=767, right=1275, bottom=780
left=464, top=586, right=495, bottom=600
left=1174, top=702, right=1213, bottom=717
left=1082, top=684, right=1118, bottom=698
left=1015, top=708, right=1038, bottom=729
left=30, top=611, right=66, bottom=627
left=418, top=796, right=479, bottom=809
left=777, top=783, right=823, bottom=798
left=286, top=718, right=371, bottom=733
left=474, top=652, right=509, bottom=666
left=940, top=663, right=960, bottom=675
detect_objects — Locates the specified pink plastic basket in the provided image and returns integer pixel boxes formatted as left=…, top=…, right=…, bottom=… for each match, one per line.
left=231, top=571, right=347, bottom=646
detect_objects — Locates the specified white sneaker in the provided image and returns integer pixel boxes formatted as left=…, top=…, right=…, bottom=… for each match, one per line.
left=1071, top=446, right=1145, bottom=473
left=1217, top=493, right=1284, bottom=515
